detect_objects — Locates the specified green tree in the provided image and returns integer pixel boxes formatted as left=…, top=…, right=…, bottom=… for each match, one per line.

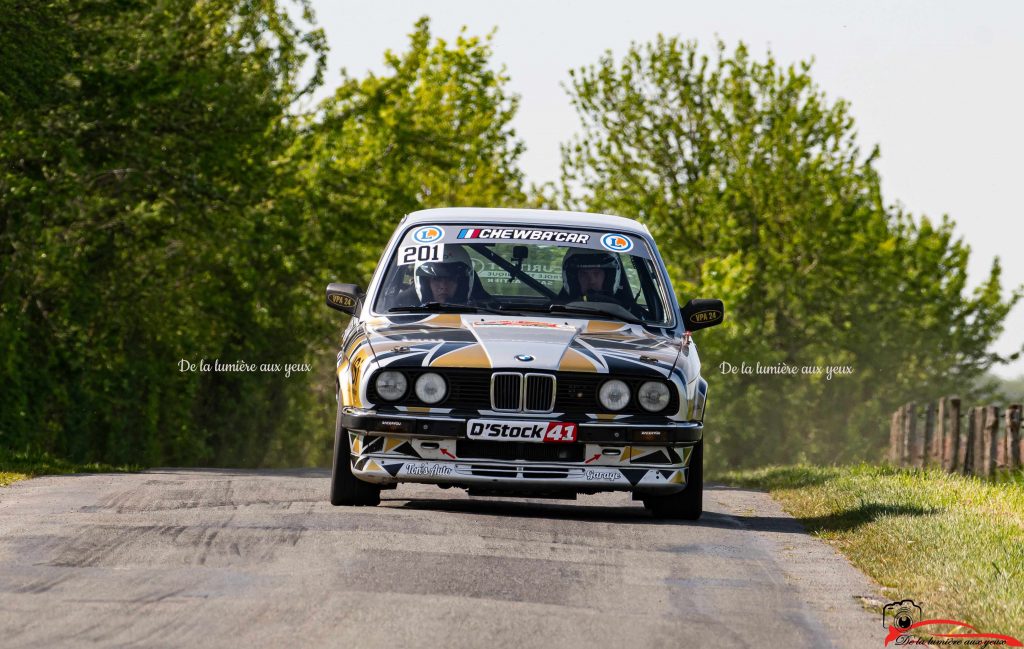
left=1, top=0, right=328, bottom=466
left=299, top=17, right=525, bottom=285
left=1, top=9, right=527, bottom=468
left=292, top=18, right=527, bottom=463
left=559, top=37, right=1021, bottom=468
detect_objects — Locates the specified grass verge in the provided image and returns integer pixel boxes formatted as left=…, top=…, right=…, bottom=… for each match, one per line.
left=0, top=449, right=141, bottom=486
left=715, top=463, right=1024, bottom=640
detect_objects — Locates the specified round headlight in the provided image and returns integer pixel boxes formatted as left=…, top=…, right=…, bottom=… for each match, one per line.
left=638, top=381, right=671, bottom=412
left=415, top=372, right=447, bottom=404
left=598, top=379, right=630, bottom=411
left=375, top=371, right=407, bottom=401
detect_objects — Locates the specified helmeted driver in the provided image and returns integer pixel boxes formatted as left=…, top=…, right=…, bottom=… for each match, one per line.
left=559, top=248, right=624, bottom=303
left=413, top=245, right=475, bottom=304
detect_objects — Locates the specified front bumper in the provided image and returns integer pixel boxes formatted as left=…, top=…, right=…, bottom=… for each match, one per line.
left=343, top=409, right=702, bottom=495
left=341, top=411, right=702, bottom=444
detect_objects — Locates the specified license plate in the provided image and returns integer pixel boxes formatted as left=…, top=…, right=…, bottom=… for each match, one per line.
left=467, top=419, right=578, bottom=444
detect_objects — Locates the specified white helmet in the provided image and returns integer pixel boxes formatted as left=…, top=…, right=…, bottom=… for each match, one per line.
left=414, top=245, right=475, bottom=302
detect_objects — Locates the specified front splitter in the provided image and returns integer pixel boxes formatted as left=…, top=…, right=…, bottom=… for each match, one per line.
left=351, top=455, right=690, bottom=494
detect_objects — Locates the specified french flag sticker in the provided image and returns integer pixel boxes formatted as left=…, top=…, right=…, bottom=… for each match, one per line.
left=458, top=228, right=481, bottom=239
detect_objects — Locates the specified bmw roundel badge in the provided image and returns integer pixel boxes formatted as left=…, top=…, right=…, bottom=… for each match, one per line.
left=515, top=354, right=534, bottom=362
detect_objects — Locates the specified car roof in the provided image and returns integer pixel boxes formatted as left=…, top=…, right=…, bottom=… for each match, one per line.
left=402, top=207, right=651, bottom=236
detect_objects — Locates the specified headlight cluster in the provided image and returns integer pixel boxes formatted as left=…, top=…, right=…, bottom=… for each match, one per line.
left=374, top=371, right=447, bottom=405
left=598, top=379, right=673, bottom=413
left=372, top=370, right=672, bottom=414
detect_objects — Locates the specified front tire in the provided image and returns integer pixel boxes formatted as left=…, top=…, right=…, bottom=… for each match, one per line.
left=643, top=439, right=702, bottom=520
left=330, top=399, right=381, bottom=507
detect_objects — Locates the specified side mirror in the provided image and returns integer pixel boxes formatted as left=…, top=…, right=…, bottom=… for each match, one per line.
left=680, top=298, right=724, bottom=332
left=326, top=283, right=363, bottom=316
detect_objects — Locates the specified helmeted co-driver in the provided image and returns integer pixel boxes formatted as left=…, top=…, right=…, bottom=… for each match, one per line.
left=559, top=248, right=627, bottom=305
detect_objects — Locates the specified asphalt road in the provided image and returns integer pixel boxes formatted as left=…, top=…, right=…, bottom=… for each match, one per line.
left=0, top=470, right=885, bottom=648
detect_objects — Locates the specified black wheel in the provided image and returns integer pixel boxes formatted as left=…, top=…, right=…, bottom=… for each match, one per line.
left=330, top=398, right=381, bottom=507
left=643, top=439, right=702, bottom=520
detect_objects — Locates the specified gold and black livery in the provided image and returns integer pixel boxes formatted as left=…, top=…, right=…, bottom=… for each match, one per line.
left=325, top=208, right=723, bottom=519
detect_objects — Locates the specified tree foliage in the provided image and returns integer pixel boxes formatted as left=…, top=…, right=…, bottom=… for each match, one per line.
left=292, top=18, right=526, bottom=462
left=1, top=5, right=524, bottom=466
left=298, top=17, right=525, bottom=285
left=1, top=0, right=331, bottom=466
left=3, top=7, right=1015, bottom=472
left=559, top=38, right=1021, bottom=468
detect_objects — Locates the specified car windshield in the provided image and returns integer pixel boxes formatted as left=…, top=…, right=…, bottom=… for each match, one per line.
left=373, top=224, right=674, bottom=326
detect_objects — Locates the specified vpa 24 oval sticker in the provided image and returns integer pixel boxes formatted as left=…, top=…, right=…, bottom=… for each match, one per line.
left=467, top=419, right=578, bottom=443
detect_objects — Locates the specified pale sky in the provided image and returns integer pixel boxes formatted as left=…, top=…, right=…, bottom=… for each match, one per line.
left=307, top=0, right=1024, bottom=378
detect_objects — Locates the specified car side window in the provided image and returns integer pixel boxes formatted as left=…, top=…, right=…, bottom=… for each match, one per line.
left=622, top=259, right=648, bottom=310
left=379, top=265, right=417, bottom=310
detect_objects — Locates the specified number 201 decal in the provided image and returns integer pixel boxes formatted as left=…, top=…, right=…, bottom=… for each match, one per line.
left=398, top=244, right=442, bottom=265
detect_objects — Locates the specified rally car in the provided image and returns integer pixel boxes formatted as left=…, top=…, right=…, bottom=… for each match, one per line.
left=325, top=208, right=723, bottom=519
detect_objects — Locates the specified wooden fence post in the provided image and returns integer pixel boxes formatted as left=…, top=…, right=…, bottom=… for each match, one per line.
left=1008, top=404, right=1022, bottom=470
left=889, top=409, right=902, bottom=465
left=964, top=407, right=977, bottom=475
left=902, top=403, right=915, bottom=467
left=993, top=405, right=1009, bottom=471
left=893, top=399, right=1022, bottom=477
left=971, top=406, right=993, bottom=477
left=923, top=402, right=937, bottom=468
left=907, top=403, right=922, bottom=468
left=975, top=406, right=989, bottom=476
left=935, top=397, right=947, bottom=469
left=984, top=406, right=1000, bottom=477
left=946, top=397, right=962, bottom=472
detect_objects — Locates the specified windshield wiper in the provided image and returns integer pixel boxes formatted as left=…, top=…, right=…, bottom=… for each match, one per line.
left=388, top=302, right=503, bottom=315
left=548, top=303, right=642, bottom=324
left=497, top=302, right=642, bottom=324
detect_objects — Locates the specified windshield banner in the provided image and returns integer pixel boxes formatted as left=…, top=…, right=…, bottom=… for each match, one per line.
left=402, top=225, right=651, bottom=259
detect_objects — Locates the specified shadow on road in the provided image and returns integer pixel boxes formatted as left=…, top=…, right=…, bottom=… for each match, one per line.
left=388, top=484, right=861, bottom=534
left=144, top=468, right=330, bottom=478
left=143, top=469, right=935, bottom=536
